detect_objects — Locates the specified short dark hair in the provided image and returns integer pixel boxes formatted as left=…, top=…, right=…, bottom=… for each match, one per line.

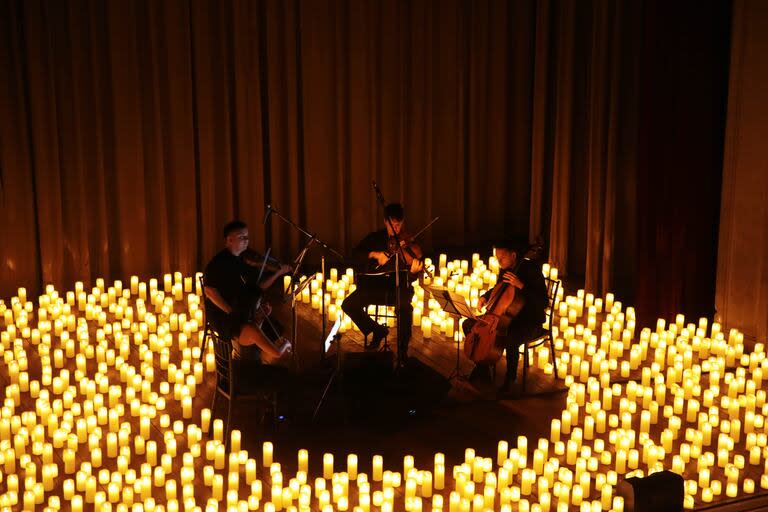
left=384, top=203, right=404, bottom=221
left=494, top=237, right=529, bottom=257
left=223, top=220, right=247, bottom=238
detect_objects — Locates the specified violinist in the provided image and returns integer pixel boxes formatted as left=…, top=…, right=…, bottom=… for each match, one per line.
left=342, top=203, right=424, bottom=356
left=203, top=220, right=292, bottom=362
left=462, top=238, right=548, bottom=391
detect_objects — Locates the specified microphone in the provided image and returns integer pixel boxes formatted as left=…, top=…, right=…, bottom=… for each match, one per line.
left=263, top=204, right=272, bottom=224
left=372, top=180, right=385, bottom=204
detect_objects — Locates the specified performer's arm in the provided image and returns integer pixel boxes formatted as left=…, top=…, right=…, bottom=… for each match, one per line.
left=258, top=264, right=292, bottom=290
left=354, top=232, right=388, bottom=266
left=238, top=324, right=291, bottom=359
left=204, top=286, right=232, bottom=315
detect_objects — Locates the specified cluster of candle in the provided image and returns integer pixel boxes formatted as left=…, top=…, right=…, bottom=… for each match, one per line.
left=546, top=290, right=768, bottom=508
left=0, top=254, right=765, bottom=511
left=282, top=253, right=564, bottom=343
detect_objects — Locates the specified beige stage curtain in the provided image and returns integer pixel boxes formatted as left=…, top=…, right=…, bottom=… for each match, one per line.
left=0, top=0, right=729, bottom=323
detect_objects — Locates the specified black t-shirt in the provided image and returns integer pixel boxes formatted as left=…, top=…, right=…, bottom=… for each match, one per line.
left=352, top=229, right=416, bottom=291
left=204, top=249, right=260, bottom=338
left=353, top=229, right=395, bottom=272
left=495, top=258, right=548, bottom=326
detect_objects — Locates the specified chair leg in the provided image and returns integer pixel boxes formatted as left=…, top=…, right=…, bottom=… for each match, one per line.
left=548, top=335, right=558, bottom=379
left=199, top=329, right=208, bottom=362
left=272, top=393, right=279, bottom=428
left=225, top=397, right=232, bottom=450
left=210, top=386, right=218, bottom=426
left=522, top=346, right=529, bottom=393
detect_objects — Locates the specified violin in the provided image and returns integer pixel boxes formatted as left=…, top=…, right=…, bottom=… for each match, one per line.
left=386, top=233, right=424, bottom=267
left=241, top=247, right=292, bottom=274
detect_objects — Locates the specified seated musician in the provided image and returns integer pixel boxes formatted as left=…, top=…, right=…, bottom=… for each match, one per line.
left=462, top=238, right=548, bottom=390
left=341, top=203, right=424, bottom=357
left=203, top=220, right=292, bottom=363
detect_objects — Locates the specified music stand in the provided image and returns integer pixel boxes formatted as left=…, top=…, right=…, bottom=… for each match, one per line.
left=265, top=205, right=345, bottom=361
left=423, top=285, right=478, bottom=320
left=312, top=317, right=343, bottom=422
left=423, top=284, right=476, bottom=381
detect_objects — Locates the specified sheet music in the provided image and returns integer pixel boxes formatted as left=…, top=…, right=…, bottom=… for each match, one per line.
left=324, top=318, right=342, bottom=354
left=423, top=284, right=477, bottom=320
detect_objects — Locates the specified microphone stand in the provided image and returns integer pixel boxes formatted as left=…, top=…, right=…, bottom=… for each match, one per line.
left=266, top=205, right=345, bottom=363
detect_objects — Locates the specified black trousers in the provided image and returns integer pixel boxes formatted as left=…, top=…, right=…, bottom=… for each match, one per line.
left=341, top=285, right=413, bottom=353
left=463, top=316, right=540, bottom=382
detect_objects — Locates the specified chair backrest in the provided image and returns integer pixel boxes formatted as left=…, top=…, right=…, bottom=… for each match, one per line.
left=543, top=277, right=560, bottom=331
left=199, top=273, right=223, bottom=337
left=211, top=332, right=233, bottom=394
left=198, top=273, right=209, bottom=325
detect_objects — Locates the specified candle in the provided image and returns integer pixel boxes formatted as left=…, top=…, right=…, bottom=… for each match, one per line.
left=215, top=444, right=226, bottom=470
left=497, top=441, right=509, bottom=466
left=423, top=318, right=433, bottom=338
left=550, top=420, right=561, bottom=443
left=245, top=459, right=257, bottom=484
left=230, top=430, right=241, bottom=452
left=182, top=396, right=192, bottom=418
left=201, top=409, right=211, bottom=433
left=373, top=455, right=383, bottom=481
left=213, top=474, right=224, bottom=500
left=324, top=453, right=334, bottom=479
left=298, top=449, right=309, bottom=473
left=348, top=454, right=358, bottom=479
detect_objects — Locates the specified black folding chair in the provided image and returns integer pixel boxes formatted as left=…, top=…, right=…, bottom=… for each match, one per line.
left=520, top=277, right=560, bottom=391
left=209, top=331, right=278, bottom=449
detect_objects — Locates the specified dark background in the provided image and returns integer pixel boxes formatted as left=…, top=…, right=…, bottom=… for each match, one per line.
left=0, top=0, right=731, bottom=325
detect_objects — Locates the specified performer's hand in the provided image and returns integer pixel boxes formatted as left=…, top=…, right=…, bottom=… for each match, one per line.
left=477, top=295, right=487, bottom=309
left=370, top=251, right=390, bottom=266
left=262, top=302, right=272, bottom=316
left=502, top=272, right=524, bottom=288
left=278, top=263, right=292, bottom=275
left=410, top=258, right=424, bottom=274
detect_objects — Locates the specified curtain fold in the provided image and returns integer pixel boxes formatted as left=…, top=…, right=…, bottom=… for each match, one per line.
left=0, top=0, right=729, bottom=323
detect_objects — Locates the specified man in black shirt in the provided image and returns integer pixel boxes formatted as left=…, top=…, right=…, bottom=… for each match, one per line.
left=342, top=203, right=424, bottom=360
left=203, top=220, right=292, bottom=361
left=463, top=238, right=548, bottom=391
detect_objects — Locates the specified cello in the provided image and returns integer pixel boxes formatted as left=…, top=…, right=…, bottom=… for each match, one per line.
left=463, top=242, right=542, bottom=364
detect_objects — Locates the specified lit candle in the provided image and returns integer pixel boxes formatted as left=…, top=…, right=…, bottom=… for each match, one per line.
left=147, top=441, right=158, bottom=466
left=323, top=453, right=334, bottom=479
left=246, top=459, right=257, bottom=484
left=214, top=444, right=226, bottom=470
left=373, top=455, right=383, bottom=481
left=550, top=420, right=561, bottom=443
left=182, top=396, right=192, bottom=419
left=422, top=318, right=433, bottom=338
left=497, top=441, right=509, bottom=466
left=201, top=409, right=211, bottom=433
left=212, top=474, right=224, bottom=500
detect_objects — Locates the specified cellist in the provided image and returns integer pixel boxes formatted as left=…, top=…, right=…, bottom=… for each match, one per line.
left=462, top=238, right=548, bottom=391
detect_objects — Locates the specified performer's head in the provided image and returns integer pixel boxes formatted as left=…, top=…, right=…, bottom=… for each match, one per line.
left=384, top=203, right=405, bottom=236
left=223, top=220, right=249, bottom=256
left=493, top=237, right=528, bottom=269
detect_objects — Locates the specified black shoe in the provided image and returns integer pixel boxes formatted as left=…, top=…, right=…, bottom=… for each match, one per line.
left=469, top=365, right=492, bottom=383
left=368, top=326, right=389, bottom=350
left=499, top=373, right=517, bottom=392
